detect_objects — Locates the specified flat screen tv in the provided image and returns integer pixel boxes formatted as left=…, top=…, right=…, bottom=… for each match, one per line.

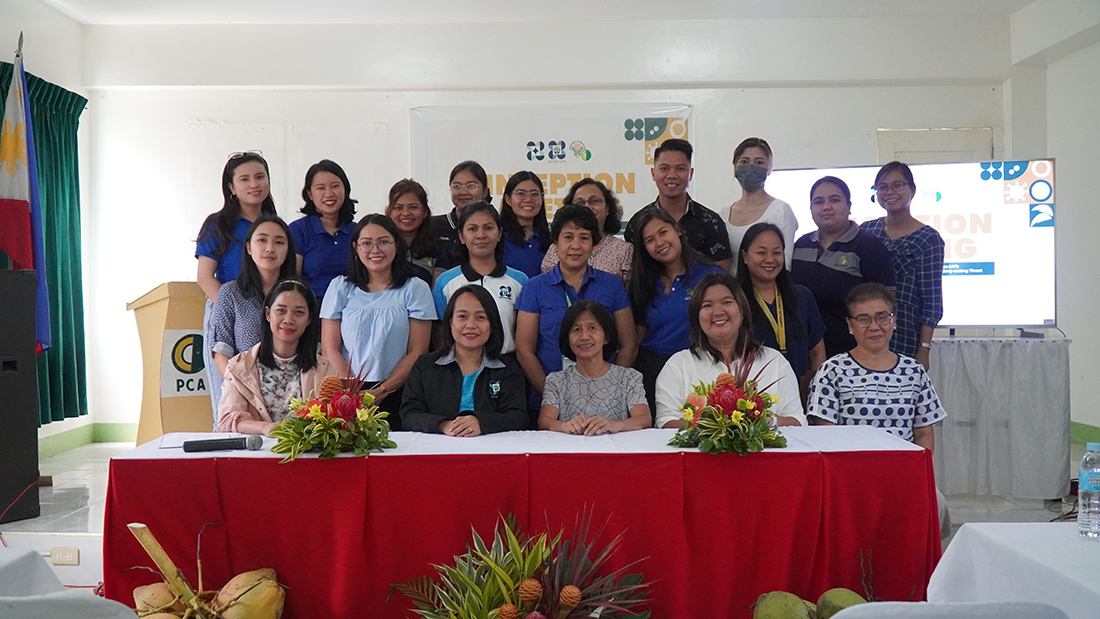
left=768, top=160, right=1056, bottom=328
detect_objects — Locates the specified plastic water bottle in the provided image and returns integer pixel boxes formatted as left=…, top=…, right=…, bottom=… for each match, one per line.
left=1080, top=442, right=1100, bottom=539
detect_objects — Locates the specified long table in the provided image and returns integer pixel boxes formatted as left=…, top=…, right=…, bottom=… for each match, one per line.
left=103, top=427, right=940, bottom=618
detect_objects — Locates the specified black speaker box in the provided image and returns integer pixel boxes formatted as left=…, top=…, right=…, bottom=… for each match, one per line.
left=0, top=270, right=41, bottom=523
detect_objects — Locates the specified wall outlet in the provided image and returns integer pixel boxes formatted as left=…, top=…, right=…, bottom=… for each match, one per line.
left=50, top=547, right=79, bottom=566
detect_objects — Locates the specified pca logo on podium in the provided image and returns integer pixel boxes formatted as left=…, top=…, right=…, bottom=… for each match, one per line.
left=161, top=330, right=210, bottom=397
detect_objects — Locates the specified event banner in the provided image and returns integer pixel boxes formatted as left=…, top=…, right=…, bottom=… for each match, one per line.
left=160, top=329, right=210, bottom=398
left=410, top=104, right=693, bottom=224
left=770, top=160, right=1056, bottom=328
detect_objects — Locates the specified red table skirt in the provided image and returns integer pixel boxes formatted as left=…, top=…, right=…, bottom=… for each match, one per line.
left=103, top=450, right=940, bottom=618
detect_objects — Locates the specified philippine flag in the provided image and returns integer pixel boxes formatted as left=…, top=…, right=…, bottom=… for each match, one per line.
left=0, top=34, right=50, bottom=353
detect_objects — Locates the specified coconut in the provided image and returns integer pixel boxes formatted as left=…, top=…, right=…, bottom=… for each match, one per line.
left=214, top=568, right=284, bottom=619
left=133, top=582, right=185, bottom=613
left=753, top=591, right=810, bottom=619
left=816, top=588, right=867, bottom=619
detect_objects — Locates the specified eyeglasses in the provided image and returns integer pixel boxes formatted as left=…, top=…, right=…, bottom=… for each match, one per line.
left=511, top=189, right=542, bottom=200
left=571, top=197, right=605, bottom=207
left=450, top=182, right=483, bottom=192
left=228, top=150, right=263, bottom=160
left=356, top=239, right=394, bottom=252
left=849, top=312, right=895, bottom=327
left=874, top=181, right=910, bottom=194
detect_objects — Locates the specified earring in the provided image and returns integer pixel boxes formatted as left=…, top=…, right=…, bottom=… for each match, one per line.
left=230, top=194, right=239, bottom=202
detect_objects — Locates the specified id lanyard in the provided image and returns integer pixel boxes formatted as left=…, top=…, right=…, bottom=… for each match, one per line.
left=562, top=289, right=577, bottom=370
left=753, top=287, right=786, bottom=354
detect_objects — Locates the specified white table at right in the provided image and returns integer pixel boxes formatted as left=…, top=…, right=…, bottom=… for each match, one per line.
left=928, top=522, right=1100, bottom=619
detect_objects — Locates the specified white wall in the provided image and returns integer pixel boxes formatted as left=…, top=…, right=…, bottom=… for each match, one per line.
left=1047, top=40, right=1100, bottom=429
left=78, top=17, right=1009, bottom=425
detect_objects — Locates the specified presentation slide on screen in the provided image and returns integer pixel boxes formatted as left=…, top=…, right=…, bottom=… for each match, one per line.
left=769, top=160, right=1055, bottom=328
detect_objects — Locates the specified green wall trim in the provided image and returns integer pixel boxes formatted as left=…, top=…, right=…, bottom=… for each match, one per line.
left=1072, top=422, right=1100, bottom=445
left=38, top=423, right=139, bottom=460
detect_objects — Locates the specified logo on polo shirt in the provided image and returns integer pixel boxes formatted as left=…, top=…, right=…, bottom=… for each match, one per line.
left=499, top=285, right=513, bottom=299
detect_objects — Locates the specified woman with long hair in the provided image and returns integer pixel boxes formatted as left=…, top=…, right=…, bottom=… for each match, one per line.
left=289, top=159, right=357, bottom=301
left=401, top=285, right=528, bottom=435
left=654, top=272, right=805, bottom=429
left=385, top=178, right=448, bottom=284
left=500, top=170, right=552, bottom=279
left=210, top=216, right=298, bottom=394
left=215, top=279, right=337, bottom=434
left=542, top=178, right=632, bottom=282
left=432, top=201, right=528, bottom=356
left=628, top=206, right=723, bottom=415
left=195, top=151, right=277, bottom=415
left=320, top=215, right=436, bottom=429
left=861, top=162, right=945, bottom=369
left=736, top=223, right=826, bottom=406
left=717, top=137, right=799, bottom=273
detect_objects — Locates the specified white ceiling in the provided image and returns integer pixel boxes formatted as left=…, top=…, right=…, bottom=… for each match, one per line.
left=39, top=0, right=1036, bottom=25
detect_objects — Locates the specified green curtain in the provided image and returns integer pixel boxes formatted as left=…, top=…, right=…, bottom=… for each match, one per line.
left=0, top=62, right=89, bottom=426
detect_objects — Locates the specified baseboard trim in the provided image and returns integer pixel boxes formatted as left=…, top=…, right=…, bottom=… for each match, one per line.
left=1071, top=421, right=1100, bottom=445
left=37, top=423, right=139, bottom=460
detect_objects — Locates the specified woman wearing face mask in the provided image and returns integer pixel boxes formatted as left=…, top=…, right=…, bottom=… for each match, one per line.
left=717, top=138, right=799, bottom=274
left=861, top=162, right=944, bottom=370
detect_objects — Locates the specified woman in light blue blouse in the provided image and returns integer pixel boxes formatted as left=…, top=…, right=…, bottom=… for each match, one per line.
left=289, top=159, right=357, bottom=302
left=320, top=215, right=436, bottom=428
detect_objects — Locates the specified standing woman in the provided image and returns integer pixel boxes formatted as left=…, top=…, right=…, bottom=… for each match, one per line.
left=385, top=178, right=447, bottom=284
left=628, top=207, right=723, bottom=415
left=654, top=272, right=805, bottom=429
left=861, top=162, right=944, bottom=369
left=215, top=280, right=337, bottom=434
left=500, top=171, right=552, bottom=279
left=433, top=201, right=528, bottom=356
left=434, top=161, right=491, bottom=270
left=717, top=138, right=799, bottom=273
left=542, top=178, right=633, bottom=282
left=195, top=151, right=276, bottom=416
left=289, top=159, right=357, bottom=302
left=515, top=205, right=637, bottom=416
left=210, top=216, right=298, bottom=389
left=737, top=223, right=826, bottom=406
left=320, top=215, right=437, bottom=429
left=791, top=176, right=896, bottom=358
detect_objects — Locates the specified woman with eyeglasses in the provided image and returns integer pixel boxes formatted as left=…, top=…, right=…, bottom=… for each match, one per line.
left=500, top=171, right=552, bottom=279
left=385, top=178, right=447, bottom=285
left=320, top=215, right=437, bottom=429
left=541, top=178, right=633, bottom=282
left=433, top=161, right=491, bottom=270
left=195, top=150, right=277, bottom=416
left=289, top=160, right=357, bottom=302
left=860, top=161, right=945, bottom=369
left=717, top=138, right=799, bottom=274
left=790, top=176, right=896, bottom=358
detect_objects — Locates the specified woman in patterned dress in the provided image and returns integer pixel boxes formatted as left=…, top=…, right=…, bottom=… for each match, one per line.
left=542, top=178, right=633, bottom=282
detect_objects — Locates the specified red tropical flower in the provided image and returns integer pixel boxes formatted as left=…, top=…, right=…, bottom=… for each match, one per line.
left=330, top=392, right=359, bottom=422
left=708, top=385, right=744, bottom=417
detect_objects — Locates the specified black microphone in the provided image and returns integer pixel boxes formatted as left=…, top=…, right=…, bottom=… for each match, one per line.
left=182, top=434, right=265, bottom=452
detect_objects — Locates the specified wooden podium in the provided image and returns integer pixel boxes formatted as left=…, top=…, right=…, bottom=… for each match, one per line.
left=127, top=282, right=214, bottom=445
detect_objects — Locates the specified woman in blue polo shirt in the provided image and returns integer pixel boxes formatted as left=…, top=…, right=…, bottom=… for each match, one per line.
left=289, top=160, right=357, bottom=302
left=736, top=222, right=825, bottom=407
left=433, top=201, right=528, bottom=357
left=500, top=171, right=551, bottom=279
left=515, top=205, right=637, bottom=415
left=628, top=206, right=723, bottom=416
left=195, top=150, right=277, bottom=417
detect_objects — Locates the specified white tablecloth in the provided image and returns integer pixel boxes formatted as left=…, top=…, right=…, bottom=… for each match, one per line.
left=929, top=338, right=1071, bottom=498
left=115, top=425, right=922, bottom=460
left=0, top=548, right=63, bottom=596
left=928, top=522, right=1100, bottom=619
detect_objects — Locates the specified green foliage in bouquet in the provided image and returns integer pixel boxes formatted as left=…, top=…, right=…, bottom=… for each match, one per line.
left=269, top=371, right=397, bottom=462
left=667, top=355, right=788, bottom=455
left=391, top=516, right=559, bottom=619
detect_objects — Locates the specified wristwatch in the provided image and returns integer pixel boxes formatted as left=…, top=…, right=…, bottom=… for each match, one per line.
left=919, top=342, right=932, bottom=350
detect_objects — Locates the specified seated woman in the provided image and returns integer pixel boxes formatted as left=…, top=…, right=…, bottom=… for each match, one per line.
left=654, top=272, right=805, bottom=429
left=539, top=301, right=650, bottom=435
left=216, top=280, right=337, bottom=434
left=211, top=216, right=298, bottom=386
left=736, top=223, right=826, bottom=407
left=807, top=283, right=945, bottom=448
left=401, top=285, right=528, bottom=436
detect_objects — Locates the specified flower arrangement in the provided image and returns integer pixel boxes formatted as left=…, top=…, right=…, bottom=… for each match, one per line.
left=269, top=372, right=397, bottom=463
left=667, top=354, right=787, bottom=455
left=392, top=511, right=651, bottom=619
